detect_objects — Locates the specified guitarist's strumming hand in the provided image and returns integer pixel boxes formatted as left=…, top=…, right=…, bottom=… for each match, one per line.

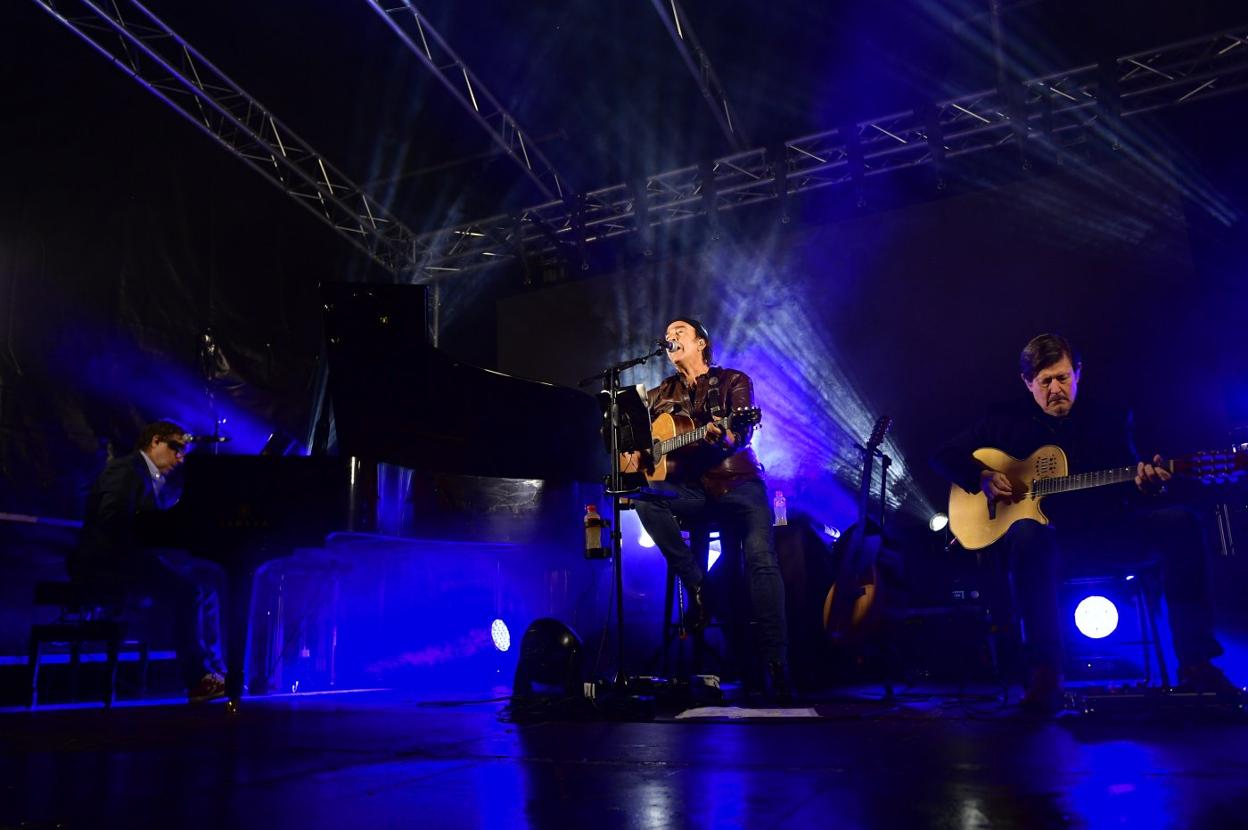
left=1135, top=453, right=1172, bottom=495
left=704, top=422, right=736, bottom=448
left=979, top=469, right=1014, bottom=502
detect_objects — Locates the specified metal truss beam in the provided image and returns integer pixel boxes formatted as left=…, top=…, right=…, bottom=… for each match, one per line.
left=365, top=1, right=570, bottom=201
left=32, top=0, right=428, bottom=279
left=415, top=25, right=1248, bottom=277
left=649, top=0, right=746, bottom=151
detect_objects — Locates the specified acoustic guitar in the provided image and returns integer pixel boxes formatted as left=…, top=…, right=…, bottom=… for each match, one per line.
left=948, top=445, right=1248, bottom=550
left=823, top=415, right=893, bottom=642
left=621, top=407, right=762, bottom=483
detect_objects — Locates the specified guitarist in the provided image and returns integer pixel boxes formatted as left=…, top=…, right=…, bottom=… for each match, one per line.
left=627, top=318, right=790, bottom=700
left=930, top=333, right=1232, bottom=709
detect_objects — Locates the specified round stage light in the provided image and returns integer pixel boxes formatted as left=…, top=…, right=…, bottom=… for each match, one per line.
left=1074, top=596, right=1119, bottom=639
left=929, top=512, right=949, bottom=532
left=637, top=530, right=656, bottom=548
left=491, top=619, right=511, bottom=652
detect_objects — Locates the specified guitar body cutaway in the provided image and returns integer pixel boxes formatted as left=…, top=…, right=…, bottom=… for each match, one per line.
left=947, top=445, right=1068, bottom=550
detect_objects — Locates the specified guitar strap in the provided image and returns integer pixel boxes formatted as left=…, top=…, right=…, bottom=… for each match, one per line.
left=707, top=371, right=723, bottom=419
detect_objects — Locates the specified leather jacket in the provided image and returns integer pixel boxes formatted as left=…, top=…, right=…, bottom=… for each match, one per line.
left=647, top=366, right=764, bottom=497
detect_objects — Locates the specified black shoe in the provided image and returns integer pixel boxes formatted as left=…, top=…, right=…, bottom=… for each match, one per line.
left=767, top=660, right=794, bottom=705
left=1019, top=663, right=1063, bottom=714
left=685, top=584, right=709, bottom=632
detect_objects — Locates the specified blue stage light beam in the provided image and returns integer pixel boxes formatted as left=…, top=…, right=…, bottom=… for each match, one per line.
left=605, top=237, right=935, bottom=524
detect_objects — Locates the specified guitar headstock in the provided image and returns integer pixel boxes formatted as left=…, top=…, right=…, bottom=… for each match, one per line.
left=866, top=416, right=893, bottom=452
left=1173, top=448, right=1248, bottom=484
left=727, top=407, right=762, bottom=430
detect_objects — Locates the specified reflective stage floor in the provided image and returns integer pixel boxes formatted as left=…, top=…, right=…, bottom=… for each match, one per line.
left=3, top=686, right=1248, bottom=829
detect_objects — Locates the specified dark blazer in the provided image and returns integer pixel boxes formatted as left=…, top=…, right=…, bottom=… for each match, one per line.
left=73, top=452, right=162, bottom=572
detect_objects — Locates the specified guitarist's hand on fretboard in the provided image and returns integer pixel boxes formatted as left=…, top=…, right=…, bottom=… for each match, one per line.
left=1135, top=453, right=1172, bottom=495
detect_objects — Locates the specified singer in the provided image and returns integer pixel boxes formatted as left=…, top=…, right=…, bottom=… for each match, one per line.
left=69, top=420, right=230, bottom=703
left=627, top=318, right=791, bottom=701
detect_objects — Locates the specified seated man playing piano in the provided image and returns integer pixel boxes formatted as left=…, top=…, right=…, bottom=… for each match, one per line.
left=930, top=333, right=1233, bottom=710
left=70, top=420, right=228, bottom=703
left=625, top=318, right=790, bottom=700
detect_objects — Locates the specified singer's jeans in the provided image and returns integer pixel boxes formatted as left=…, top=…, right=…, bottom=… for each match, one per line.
left=634, top=479, right=787, bottom=664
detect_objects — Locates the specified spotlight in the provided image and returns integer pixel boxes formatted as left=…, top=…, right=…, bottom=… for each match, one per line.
left=1074, top=596, right=1119, bottom=639
left=490, top=619, right=511, bottom=652
left=638, top=530, right=656, bottom=549
left=512, top=618, right=584, bottom=700
left=928, top=513, right=949, bottom=532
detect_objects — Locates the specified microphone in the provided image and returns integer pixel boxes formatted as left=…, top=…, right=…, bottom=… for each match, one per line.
left=656, top=339, right=679, bottom=353
left=187, top=434, right=231, bottom=443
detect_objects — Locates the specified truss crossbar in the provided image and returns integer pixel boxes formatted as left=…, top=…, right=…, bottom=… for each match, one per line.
left=33, top=0, right=436, bottom=277
left=365, top=1, right=569, bottom=202
left=649, top=0, right=746, bottom=151
left=415, top=26, right=1248, bottom=276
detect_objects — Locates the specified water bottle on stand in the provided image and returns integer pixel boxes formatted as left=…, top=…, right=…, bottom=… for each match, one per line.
left=773, top=490, right=787, bottom=526
left=585, top=504, right=609, bottom=559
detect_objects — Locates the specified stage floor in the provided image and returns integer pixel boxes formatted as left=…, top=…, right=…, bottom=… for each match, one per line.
left=3, top=686, right=1248, bottom=829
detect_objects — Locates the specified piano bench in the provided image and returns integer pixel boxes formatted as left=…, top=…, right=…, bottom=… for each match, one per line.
left=27, top=581, right=151, bottom=709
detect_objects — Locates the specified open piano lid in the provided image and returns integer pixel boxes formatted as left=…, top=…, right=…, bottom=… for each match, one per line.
left=322, top=283, right=606, bottom=483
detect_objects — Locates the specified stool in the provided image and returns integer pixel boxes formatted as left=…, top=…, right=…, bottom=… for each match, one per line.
left=28, top=581, right=150, bottom=708
left=658, top=518, right=743, bottom=678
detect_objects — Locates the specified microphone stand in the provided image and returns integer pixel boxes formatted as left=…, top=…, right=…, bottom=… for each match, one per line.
left=579, top=342, right=668, bottom=691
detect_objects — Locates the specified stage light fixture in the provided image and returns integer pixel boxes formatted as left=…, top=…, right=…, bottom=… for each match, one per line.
left=638, top=530, right=656, bottom=548
left=1074, top=595, right=1119, bottom=639
left=512, top=618, right=584, bottom=700
left=929, top=512, right=949, bottom=532
left=491, top=619, right=511, bottom=652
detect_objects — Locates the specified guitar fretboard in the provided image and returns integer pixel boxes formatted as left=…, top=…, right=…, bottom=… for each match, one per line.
left=659, top=424, right=713, bottom=455
left=1030, top=466, right=1139, bottom=497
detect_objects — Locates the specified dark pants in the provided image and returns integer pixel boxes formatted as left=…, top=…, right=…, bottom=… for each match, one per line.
left=633, top=479, right=788, bottom=663
left=998, top=505, right=1221, bottom=672
left=71, top=550, right=227, bottom=688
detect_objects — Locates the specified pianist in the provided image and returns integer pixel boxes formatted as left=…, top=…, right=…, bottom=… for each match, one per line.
left=627, top=318, right=791, bottom=701
left=70, top=420, right=229, bottom=703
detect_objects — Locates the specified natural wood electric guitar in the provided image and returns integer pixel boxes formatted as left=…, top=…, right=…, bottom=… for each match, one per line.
left=948, top=445, right=1248, bottom=550
left=621, top=407, right=762, bottom=483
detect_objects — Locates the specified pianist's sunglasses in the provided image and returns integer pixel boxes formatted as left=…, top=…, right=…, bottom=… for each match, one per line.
left=162, top=438, right=189, bottom=455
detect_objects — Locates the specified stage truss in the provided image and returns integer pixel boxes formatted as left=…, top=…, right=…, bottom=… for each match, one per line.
left=31, top=0, right=1248, bottom=281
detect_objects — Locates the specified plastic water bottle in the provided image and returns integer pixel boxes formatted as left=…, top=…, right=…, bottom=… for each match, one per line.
left=584, top=504, right=608, bottom=558
left=773, top=490, right=787, bottom=526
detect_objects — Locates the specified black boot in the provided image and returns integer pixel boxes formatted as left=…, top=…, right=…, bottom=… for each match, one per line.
left=767, top=660, right=794, bottom=704
left=685, top=584, right=709, bottom=632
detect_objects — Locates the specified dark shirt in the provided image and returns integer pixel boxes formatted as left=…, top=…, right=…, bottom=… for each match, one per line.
left=647, top=366, right=764, bottom=498
left=930, top=395, right=1141, bottom=530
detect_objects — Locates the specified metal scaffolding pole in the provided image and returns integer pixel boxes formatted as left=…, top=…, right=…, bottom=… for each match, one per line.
left=364, top=0, right=570, bottom=202
left=649, top=0, right=747, bottom=152
left=413, top=25, right=1248, bottom=276
left=31, top=0, right=429, bottom=279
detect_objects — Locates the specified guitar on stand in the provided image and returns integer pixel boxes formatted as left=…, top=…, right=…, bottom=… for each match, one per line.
left=823, top=416, right=894, bottom=644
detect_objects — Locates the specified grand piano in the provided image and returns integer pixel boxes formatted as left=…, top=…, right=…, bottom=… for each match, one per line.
left=158, top=283, right=605, bottom=705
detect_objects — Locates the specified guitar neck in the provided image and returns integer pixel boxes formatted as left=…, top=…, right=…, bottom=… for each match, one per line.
left=1032, top=464, right=1159, bottom=496
left=658, top=422, right=714, bottom=456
